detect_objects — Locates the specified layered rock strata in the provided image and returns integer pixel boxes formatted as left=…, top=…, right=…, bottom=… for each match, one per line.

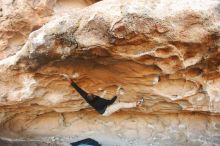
left=0, top=0, right=220, bottom=145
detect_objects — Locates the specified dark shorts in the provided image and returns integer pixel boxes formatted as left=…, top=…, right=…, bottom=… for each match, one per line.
left=96, top=106, right=107, bottom=114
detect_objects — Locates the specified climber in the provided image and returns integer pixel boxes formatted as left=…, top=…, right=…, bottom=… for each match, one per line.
left=64, top=74, right=144, bottom=116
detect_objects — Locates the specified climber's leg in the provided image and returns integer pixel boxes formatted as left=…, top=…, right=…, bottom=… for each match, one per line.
left=102, top=102, right=136, bottom=116
left=102, top=97, right=144, bottom=116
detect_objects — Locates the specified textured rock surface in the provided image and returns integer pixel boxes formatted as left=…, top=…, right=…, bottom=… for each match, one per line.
left=0, top=0, right=220, bottom=145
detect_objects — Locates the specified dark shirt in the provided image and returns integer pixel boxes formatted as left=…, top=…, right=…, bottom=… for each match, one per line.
left=71, top=82, right=117, bottom=114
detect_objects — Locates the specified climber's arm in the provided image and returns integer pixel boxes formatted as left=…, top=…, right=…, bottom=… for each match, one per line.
left=71, top=82, right=88, bottom=98
left=107, top=96, right=117, bottom=105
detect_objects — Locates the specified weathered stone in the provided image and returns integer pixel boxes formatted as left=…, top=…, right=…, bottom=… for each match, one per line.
left=0, top=0, right=219, bottom=145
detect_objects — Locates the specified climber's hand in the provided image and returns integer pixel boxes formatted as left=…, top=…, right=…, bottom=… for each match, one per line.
left=62, top=74, right=74, bottom=84
left=116, top=85, right=124, bottom=97
left=67, top=77, right=74, bottom=84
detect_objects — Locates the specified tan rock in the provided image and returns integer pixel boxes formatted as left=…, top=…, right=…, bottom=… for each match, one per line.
left=0, top=0, right=220, bottom=145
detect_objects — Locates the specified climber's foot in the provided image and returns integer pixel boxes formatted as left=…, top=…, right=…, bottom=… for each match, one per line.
left=136, top=97, right=144, bottom=107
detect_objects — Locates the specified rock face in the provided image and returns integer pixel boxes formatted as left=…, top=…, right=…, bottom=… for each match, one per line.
left=0, top=0, right=220, bottom=145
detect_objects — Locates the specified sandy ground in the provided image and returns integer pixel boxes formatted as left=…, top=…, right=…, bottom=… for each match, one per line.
left=1, top=111, right=220, bottom=146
